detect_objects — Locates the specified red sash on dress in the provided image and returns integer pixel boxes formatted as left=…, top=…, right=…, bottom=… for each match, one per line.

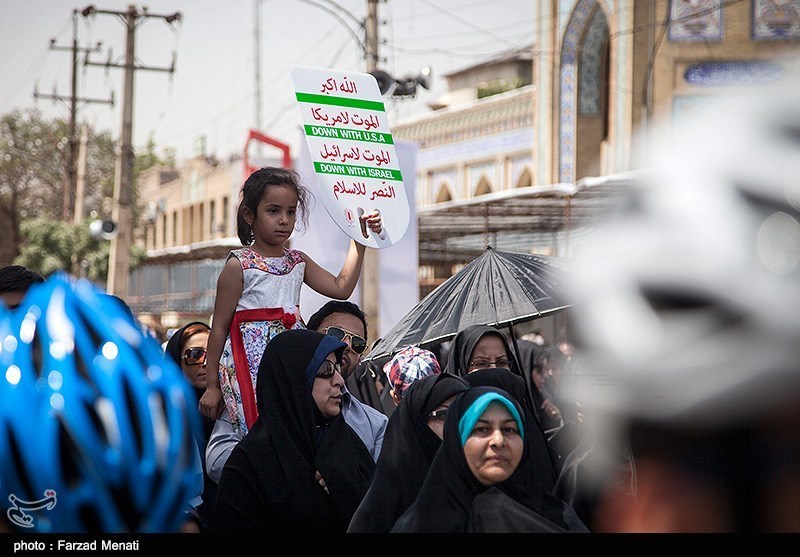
left=229, top=307, right=298, bottom=429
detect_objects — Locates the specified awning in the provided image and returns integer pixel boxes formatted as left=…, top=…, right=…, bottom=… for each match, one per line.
left=417, top=171, right=643, bottom=266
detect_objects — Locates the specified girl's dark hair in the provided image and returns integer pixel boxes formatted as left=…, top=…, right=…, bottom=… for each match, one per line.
left=236, top=166, right=312, bottom=245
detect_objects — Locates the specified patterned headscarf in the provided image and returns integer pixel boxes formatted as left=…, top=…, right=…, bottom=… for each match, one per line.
left=384, top=345, right=441, bottom=399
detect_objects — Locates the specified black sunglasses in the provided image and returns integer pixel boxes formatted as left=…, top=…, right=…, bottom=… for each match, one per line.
left=316, top=360, right=344, bottom=379
left=428, top=408, right=448, bottom=421
left=323, top=326, right=367, bottom=354
left=182, top=347, right=207, bottom=366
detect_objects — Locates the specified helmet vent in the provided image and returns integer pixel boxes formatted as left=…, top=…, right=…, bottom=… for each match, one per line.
left=110, top=484, right=139, bottom=532
left=57, top=418, right=84, bottom=488
left=122, top=375, right=145, bottom=458
left=5, top=424, right=34, bottom=501
left=72, top=306, right=104, bottom=386
left=31, top=331, right=45, bottom=380
left=77, top=504, right=103, bottom=532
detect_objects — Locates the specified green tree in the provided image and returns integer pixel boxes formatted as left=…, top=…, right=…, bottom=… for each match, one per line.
left=1, top=109, right=172, bottom=280
left=15, top=217, right=145, bottom=282
left=0, top=109, right=67, bottom=263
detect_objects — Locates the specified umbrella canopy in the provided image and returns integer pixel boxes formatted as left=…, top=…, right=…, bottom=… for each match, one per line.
left=365, top=246, right=572, bottom=361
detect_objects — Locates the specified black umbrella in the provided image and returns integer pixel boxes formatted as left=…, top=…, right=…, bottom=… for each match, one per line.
left=365, top=246, right=572, bottom=362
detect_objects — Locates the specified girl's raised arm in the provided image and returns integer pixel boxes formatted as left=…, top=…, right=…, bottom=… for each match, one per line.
left=302, top=239, right=366, bottom=300
left=199, top=257, right=243, bottom=420
left=302, top=210, right=382, bottom=300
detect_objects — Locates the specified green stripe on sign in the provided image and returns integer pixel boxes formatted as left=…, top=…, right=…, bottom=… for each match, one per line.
left=304, top=125, right=394, bottom=145
left=296, top=92, right=385, bottom=111
left=313, top=161, right=403, bottom=181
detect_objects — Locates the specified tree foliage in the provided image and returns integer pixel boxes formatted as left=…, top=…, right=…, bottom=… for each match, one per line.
left=15, top=217, right=146, bottom=282
left=0, top=108, right=171, bottom=281
left=0, top=109, right=67, bottom=263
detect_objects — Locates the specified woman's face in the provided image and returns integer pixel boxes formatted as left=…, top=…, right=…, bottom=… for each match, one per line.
left=312, top=353, right=345, bottom=419
left=180, top=331, right=209, bottom=390
left=463, top=401, right=524, bottom=486
left=468, top=335, right=510, bottom=373
left=532, top=361, right=549, bottom=391
left=426, top=395, right=457, bottom=440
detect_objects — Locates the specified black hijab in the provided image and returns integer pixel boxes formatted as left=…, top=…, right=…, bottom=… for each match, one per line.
left=163, top=322, right=214, bottom=439
left=445, top=325, right=521, bottom=377
left=391, top=386, right=589, bottom=533
left=163, top=321, right=215, bottom=531
left=348, top=372, right=470, bottom=532
left=164, top=321, right=210, bottom=389
left=213, top=329, right=375, bottom=532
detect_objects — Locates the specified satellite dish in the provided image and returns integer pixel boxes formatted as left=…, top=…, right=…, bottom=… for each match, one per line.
left=369, top=69, right=395, bottom=95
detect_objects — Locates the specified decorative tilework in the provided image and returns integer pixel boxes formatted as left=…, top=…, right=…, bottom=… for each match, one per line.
left=753, top=0, right=800, bottom=39
left=579, top=8, right=609, bottom=115
left=560, top=0, right=598, bottom=183
left=668, top=0, right=723, bottom=42
left=684, top=61, right=786, bottom=85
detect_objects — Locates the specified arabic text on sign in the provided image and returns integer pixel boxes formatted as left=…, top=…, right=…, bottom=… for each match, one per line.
left=319, top=76, right=359, bottom=95
left=310, top=107, right=381, bottom=131
left=332, top=180, right=397, bottom=202
left=319, top=143, right=391, bottom=166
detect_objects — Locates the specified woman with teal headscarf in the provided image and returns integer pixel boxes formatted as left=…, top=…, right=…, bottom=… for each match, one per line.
left=391, top=385, right=589, bottom=533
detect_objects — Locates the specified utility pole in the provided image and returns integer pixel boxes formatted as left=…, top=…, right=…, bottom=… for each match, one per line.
left=74, top=124, right=89, bottom=225
left=34, top=8, right=110, bottom=221
left=253, top=0, right=263, bottom=159
left=82, top=4, right=181, bottom=298
left=365, top=0, right=379, bottom=73
left=362, top=0, right=381, bottom=339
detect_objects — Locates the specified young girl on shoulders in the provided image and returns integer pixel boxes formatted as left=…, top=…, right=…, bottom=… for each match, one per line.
left=199, top=166, right=382, bottom=436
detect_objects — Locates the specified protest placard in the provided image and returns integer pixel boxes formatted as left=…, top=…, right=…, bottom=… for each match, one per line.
left=290, top=65, right=410, bottom=247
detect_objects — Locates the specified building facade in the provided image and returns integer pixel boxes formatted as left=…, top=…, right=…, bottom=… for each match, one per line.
left=394, top=0, right=799, bottom=289
left=131, top=0, right=800, bottom=335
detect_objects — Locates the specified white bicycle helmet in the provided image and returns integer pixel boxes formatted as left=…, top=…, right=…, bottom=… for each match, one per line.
left=567, top=61, right=800, bottom=430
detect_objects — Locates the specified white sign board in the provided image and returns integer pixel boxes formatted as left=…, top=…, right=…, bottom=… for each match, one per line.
left=290, top=65, right=410, bottom=248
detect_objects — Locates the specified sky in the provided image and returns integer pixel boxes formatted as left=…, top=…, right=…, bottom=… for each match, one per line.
left=0, top=0, right=533, bottom=164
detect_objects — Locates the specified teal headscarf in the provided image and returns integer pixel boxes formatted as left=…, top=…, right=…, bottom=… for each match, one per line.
left=458, top=391, right=524, bottom=446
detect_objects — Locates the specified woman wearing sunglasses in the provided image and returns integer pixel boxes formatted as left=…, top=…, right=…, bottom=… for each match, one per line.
left=164, top=321, right=216, bottom=532
left=214, top=329, right=375, bottom=532
left=205, top=301, right=389, bottom=486
left=306, top=300, right=389, bottom=461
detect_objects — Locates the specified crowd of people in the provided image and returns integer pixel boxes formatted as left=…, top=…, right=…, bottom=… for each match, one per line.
left=1, top=71, right=799, bottom=534
left=0, top=263, right=589, bottom=534
left=0, top=167, right=591, bottom=535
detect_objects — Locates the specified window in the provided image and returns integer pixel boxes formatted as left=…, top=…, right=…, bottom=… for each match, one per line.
left=210, top=200, right=216, bottom=235
left=222, top=196, right=229, bottom=234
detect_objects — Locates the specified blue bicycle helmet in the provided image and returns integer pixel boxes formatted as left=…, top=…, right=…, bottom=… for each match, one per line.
left=0, top=272, right=202, bottom=533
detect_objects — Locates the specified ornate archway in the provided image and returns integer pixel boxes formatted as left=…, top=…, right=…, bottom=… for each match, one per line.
left=559, top=0, right=610, bottom=183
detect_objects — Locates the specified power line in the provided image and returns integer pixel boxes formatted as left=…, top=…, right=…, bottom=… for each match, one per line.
left=33, top=8, right=113, bottom=222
